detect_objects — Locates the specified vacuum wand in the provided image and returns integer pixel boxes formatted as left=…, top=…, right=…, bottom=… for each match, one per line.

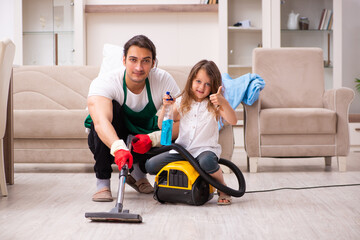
left=111, top=164, right=128, bottom=213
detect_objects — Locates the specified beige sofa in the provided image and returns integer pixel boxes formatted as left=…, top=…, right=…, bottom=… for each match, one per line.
left=13, top=66, right=234, bottom=164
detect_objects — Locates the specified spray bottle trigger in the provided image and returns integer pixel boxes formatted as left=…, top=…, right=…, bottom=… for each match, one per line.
left=166, top=91, right=173, bottom=101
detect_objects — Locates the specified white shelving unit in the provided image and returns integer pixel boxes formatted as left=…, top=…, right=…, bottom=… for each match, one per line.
left=22, top=0, right=74, bottom=65
left=278, top=0, right=337, bottom=90
left=219, top=0, right=265, bottom=78
left=15, top=0, right=85, bottom=65
left=219, top=0, right=341, bottom=89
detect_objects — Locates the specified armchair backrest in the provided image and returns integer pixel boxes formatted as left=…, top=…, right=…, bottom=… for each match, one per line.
left=253, top=48, right=325, bottom=109
left=0, top=39, right=15, bottom=138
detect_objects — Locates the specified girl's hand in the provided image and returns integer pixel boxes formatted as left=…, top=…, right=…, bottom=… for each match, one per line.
left=210, top=86, right=237, bottom=125
left=209, top=86, right=226, bottom=107
left=162, top=93, right=175, bottom=106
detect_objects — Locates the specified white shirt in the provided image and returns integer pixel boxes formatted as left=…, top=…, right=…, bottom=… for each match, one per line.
left=172, top=97, right=221, bottom=158
left=88, top=66, right=180, bottom=112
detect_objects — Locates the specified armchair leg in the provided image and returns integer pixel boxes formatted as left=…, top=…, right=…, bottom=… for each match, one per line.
left=249, top=157, right=258, bottom=173
left=246, top=156, right=249, bottom=172
left=337, top=156, right=347, bottom=172
left=325, top=157, right=332, bottom=166
left=0, top=140, right=8, bottom=196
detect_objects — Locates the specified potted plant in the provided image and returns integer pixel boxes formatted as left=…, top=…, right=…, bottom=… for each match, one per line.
left=356, top=78, right=360, bottom=94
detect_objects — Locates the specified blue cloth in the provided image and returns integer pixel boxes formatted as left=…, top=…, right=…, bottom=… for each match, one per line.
left=222, top=72, right=265, bottom=107
left=218, top=73, right=265, bottom=129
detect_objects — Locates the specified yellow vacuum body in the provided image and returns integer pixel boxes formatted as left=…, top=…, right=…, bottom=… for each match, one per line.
left=154, top=161, right=215, bottom=205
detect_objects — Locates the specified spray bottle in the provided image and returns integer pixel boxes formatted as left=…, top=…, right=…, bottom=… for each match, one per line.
left=160, top=92, right=173, bottom=146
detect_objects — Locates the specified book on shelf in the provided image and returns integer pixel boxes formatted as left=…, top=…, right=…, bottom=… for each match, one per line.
left=321, top=9, right=328, bottom=30
left=324, top=9, right=332, bottom=30
left=201, top=0, right=218, bottom=4
left=328, top=13, right=333, bottom=30
left=318, top=9, right=326, bottom=30
left=206, top=0, right=218, bottom=4
left=326, top=11, right=333, bottom=30
left=318, top=8, right=333, bottom=30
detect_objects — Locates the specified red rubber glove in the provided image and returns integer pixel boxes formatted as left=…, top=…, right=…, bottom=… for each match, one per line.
left=131, top=134, right=152, bottom=154
left=114, top=149, right=133, bottom=170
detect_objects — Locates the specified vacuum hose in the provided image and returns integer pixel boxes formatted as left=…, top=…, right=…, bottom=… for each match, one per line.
left=149, top=143, right=246, bottom=198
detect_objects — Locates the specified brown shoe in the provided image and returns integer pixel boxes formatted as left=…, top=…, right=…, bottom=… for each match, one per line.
left=92, top=187, right=113, bottom=202
left=126, top=175, right=154, bottom=194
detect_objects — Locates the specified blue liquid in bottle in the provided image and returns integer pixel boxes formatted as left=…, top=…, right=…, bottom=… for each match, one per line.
left=160, top=119, right=173, bottom=146
left=160, top=91, right=173, bottom=146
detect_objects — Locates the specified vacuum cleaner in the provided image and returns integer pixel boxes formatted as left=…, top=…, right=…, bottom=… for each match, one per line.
left=150, top=143, right=246, bottom=206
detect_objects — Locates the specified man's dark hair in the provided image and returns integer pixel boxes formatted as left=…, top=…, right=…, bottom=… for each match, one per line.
left=123, top=35, right=157, bottom=61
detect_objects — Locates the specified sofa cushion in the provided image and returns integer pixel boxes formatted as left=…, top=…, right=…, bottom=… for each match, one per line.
left=13, top=66, right=98, bottom=110
left=260, top=108, right=337, bottom=134
left=14, top=110, right=89, bottom=138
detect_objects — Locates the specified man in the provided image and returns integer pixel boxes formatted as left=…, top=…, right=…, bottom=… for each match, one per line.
left=87, top=35, right=180, bottom=202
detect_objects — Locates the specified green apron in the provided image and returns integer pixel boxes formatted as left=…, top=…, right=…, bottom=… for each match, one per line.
left=122, top=72, right=159, bottom=135
left=84, top=71, right=159, bottom=135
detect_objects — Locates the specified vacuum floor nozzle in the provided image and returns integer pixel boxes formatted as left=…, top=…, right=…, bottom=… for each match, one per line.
left=85, top=160, right=142, bottom=223
left=85, top=211, right=142, bottom=223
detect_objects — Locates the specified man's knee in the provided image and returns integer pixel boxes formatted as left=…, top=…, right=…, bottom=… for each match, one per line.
left=145, top=160, right=157, bottom=175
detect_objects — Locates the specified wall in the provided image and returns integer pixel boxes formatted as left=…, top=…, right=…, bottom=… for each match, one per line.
left=86, top=12, right=219, bottom=67
left=0, top=0, right=22, bottom=65
left=342, top=0, right=360, bottom=114
left=0, top=0, right=17, bottom=64
left=0, top=0, right=14, bottom=40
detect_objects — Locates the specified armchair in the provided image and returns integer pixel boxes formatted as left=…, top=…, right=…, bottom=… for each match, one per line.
left=0, top=38, right=15, bottom=196
left=243, top=48, right=354, bottom=172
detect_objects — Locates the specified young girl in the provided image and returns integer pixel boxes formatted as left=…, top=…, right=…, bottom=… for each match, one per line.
left=145, top=60, right=237, bottom=205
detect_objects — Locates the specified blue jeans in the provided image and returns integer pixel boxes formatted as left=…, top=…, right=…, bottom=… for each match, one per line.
left=145, top=151, right=220, bottom=175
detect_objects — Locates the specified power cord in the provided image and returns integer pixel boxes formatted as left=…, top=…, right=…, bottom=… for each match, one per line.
left=245, top=183, right=360, bottom=193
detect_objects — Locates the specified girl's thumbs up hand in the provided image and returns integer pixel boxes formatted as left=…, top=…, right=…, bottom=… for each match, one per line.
left=216, top=86, right=223, bottom=95
left=209, top=86, right=225, bottom=108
